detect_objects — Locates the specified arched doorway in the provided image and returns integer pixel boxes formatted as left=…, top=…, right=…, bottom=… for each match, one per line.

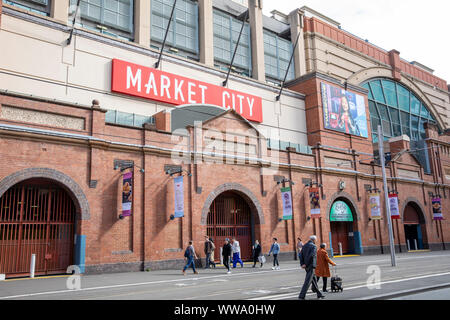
left=206, top=192, right=254, bottom=262
left=329, top=199, right=359, bottom=255
left=403, top=202, right=428, bottom=251
left=0, top=179, right=76, bottom=278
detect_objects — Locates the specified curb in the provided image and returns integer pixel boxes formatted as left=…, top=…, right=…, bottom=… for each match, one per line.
left=361, top=283, right=450, bottom=300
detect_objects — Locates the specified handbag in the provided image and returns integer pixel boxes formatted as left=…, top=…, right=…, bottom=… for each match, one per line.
left=258, top=255, right=266, bottom=264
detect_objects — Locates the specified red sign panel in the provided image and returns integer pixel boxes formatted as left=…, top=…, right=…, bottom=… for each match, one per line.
left=111, top=59, right=263, bottom=123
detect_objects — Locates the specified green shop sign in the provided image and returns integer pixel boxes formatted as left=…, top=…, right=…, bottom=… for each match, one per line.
left=330, top=201, right=353, bottom=222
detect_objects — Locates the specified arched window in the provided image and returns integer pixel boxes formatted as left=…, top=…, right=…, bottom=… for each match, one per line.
left=361, top=79, right=438, bottom=143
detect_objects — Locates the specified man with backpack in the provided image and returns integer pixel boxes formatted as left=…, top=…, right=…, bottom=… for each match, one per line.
left=182, top=240, right=198, bottom=275
left=204, top=236, right=216, bottom=269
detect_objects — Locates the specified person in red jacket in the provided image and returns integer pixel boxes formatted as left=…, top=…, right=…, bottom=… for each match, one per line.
left=315, top=243, right=336, bottom=292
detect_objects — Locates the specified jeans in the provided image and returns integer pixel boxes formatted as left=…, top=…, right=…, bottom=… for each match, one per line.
left=299, top=267, right=322, bottom=299
left=205, top=252, right=215, bottom=268
left=272, top=254, right=279, bottom=267
left=223, top=256, right=230, bottom=271
left=183, top=256, right=196, bottom=273
left=232, top=252, right=243, bottom=268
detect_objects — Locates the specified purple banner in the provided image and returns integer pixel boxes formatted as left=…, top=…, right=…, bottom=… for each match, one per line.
left=432, top=197, right=443, bottom=221
left=122, top=172, right=133, bottom=217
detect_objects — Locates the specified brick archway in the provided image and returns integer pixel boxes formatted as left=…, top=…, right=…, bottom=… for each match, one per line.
left=201, top=183, right=264, bottom=225
left=0, top=168, right=90, bottom=220
left=400, top=197, right=427, bottom=224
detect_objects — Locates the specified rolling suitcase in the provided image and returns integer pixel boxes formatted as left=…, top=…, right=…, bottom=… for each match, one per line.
left=331, top=266, right=343, bottom=292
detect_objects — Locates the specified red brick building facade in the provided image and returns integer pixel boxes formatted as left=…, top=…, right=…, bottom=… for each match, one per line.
left=0, top=1, right=449, bottom=277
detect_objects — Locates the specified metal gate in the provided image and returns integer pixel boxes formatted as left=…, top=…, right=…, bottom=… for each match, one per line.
left=207, top=192, right=252, bottom=261
left=0, top=181, right=75, bottom=278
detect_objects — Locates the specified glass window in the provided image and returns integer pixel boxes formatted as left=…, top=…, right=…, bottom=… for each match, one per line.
left=151, top=0, right=199, bottom=57
left=263, top=30, right=295, bottom=83
left=410, top=95, right=421, bottom=115
left=3, top=0, right=50, bottom=15
left=70, top=0, right=134, bottom=40
left=213, top=9, right=252, bottom=77
left=362, top=83, right=374, bottom=100
left=363, top=78, right=438, bottom=142
left=369, top=80, right=385, bottom=104
left=381, top=80, right=397, bottom=107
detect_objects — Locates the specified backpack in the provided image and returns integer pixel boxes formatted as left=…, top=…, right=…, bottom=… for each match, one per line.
left=210, top=241, right=216, bottom=251
left=184, top=247, right=190, bottom=258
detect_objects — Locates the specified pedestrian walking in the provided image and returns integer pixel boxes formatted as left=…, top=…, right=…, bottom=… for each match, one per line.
left=231, top=237, right=244, bottom=268
left=182, top=241, right=198, bottom=275
left=252, top=240, right=262, bottom=268
left=268, top=238, right=280, bottom=270
left=315, top=243, right=336, bottom=292
left=222, top=238, right=233, bottom=274
left=297, top=237, right=303, bottom=260
left=204, top=236, right=216, bottom=269
left=298, top=235, right=325, bottom=300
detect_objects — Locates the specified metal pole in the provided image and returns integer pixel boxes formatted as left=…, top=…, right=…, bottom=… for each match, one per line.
left=155, top=0, right=178, bottom=69
left=378, top=125, right=396, bottom=267
left=338, top=242, right=343, bottom=256
left=30, top=254, right=36, bottom=278
left=222, top=10, right=249, bottom=87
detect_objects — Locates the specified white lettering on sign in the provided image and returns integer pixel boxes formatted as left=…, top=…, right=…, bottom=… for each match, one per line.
left=174, top=79, right=185, bottom=103
left=145, top=72, right=158, bottom=96
left=127, top=66, right=141, bottom=92
left=188, top=82, right=196, bottom=104
left=161, top=75, right=171, bottom=99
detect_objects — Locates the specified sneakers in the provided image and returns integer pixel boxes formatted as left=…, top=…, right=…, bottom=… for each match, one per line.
left=271, top=267, right=275, bottom=270
left=227, top=271, right=231, bottom=274
left=276, top=267, right=280, bottom=270
left=194, top=271, right=199, bottom=274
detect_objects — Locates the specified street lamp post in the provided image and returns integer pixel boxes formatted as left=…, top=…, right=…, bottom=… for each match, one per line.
left=378, top=125, right=396, bottom=267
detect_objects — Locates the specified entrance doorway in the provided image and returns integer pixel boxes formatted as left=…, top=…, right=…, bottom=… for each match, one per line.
left=206, top=192, right=253, bottom=262
left=329, top=200, right=358, bottom=255
left=0, top=179, right=76, bottom=278
left=403, top=203, right=427, bottom=251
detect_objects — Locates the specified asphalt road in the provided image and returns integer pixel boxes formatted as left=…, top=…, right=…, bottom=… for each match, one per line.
left=1, top=250, right=450, bottom=300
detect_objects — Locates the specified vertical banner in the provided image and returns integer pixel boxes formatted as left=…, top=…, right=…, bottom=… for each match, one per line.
left=281, top=187, right=293, bottom=220
left=309, top=187, right=321, bottom=218
left=389, top=193, right=400, bottom=219
left=174, top=176, right=184, bottom=218
left=122, top=171, right=133, bottom=217
left=432, top=197, right=443, bottom=220
left=369, top=192, right=382, bottom=220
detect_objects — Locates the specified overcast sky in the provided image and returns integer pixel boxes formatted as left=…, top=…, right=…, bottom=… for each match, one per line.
left=262, top=0, right=450, bottom=84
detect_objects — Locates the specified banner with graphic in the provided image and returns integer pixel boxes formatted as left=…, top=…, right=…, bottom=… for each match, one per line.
left=281, top=187, right=293, bottom=220
left=369, top=192, right=382, bottom=220
left=388, top=193, right=400, bottom=219
left=174, top=176, right=184, bottom=218
left=432, top=197, right=443, bottom=220
left=309, top=187, right=321, bottom=218
left=321, top=82, right=368, bottom=138
left=121, top=171, right=133, bottom=217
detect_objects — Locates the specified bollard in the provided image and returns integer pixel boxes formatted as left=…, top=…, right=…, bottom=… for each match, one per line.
left=414, top=239, right=418, bottom=251
left=220, top=247, right=223, bottom=265
left=338, top=242, right=343, bottom=256
left=407, top=239, right=411, bottom=251
left=30, top=254, right=36, bottom=278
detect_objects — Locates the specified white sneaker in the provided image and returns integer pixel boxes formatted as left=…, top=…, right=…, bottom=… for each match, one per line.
left=227, top=271, right=231, bottom=274
left=271, top=267, right=275, bottom=270
left=276, top=267, right=280, bottom=270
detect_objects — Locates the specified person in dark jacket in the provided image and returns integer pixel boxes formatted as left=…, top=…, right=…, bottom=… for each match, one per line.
left=298, top=235, right=325, bottom=300
left=222, top=238, right=233, bottom=274
left=252, top=240, right=262, bottom=268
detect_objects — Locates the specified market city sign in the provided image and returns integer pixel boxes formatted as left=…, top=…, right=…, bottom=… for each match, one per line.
left=111, top=59, right=263, bottom=123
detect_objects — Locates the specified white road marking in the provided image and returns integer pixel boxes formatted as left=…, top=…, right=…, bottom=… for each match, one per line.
left=248, top=271, right=450, bottom=300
